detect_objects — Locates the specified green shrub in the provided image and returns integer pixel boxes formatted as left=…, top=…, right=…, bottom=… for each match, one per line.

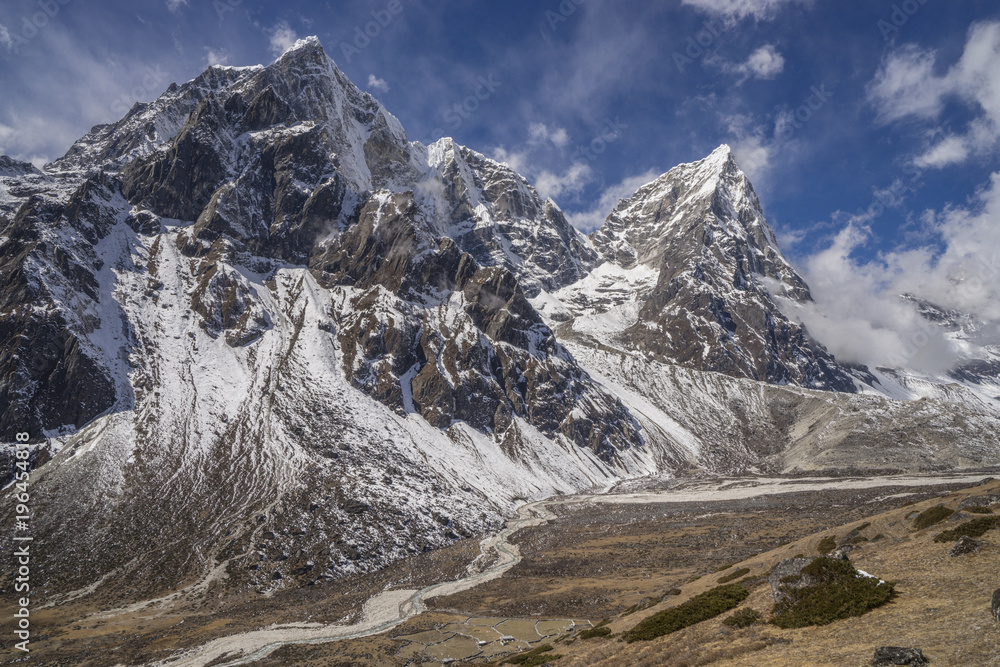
left=715, top=563, right=733, bottom=572
left=718, top=567, right=751, bottom=583
left=855, top=522, right=871, bottom=532
left=770, top=557, right=894, bottom=629
left=817, top=536, right=837, bottom=554
left=913, top=505, right=954, bottom=530
left=964, top=506, right=993, bottom=514
left=723, top=608, right=760, bottom=628
left=871, top=534, right=886, bottom=542
left=578, top=626, right=612, bottom=640
left=503, top=644, right=561, bottom=665
left=624, top=584, right=749, bottom=642
left=933, top=515, right=1000, bottom=543
left=666, top=588, right=682, bottom=596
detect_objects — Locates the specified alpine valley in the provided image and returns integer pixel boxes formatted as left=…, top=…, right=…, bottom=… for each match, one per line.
left=2, top=38, right=1000, bottom=666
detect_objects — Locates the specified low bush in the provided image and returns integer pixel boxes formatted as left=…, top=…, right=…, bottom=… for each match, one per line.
left=771, top=557, right=894, bottom=629
left=913, top=505, right=954, bottom=530
left=624, top=584, right=749, bottom=642
left=964, top=506, right=993, bottom=514
left=503, top=644, right=561, bottom=666
left=933, top=515, right=1000, bottom=543
left=723, top=608, right=760, bottom=628
left=578, top=626, right=612, bottom=640
left=718, top=567, right=751, bottom=584
left=817, top=536, right=837, bottom=554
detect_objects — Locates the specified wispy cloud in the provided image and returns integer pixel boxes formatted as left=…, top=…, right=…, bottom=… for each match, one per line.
left=268, top=21, right=299, bottom=58
left=868, top=21, right=1000, bottom=170
left=166, top=0, right=188, bottom=13
left=205, top=47, right=230, bottom=67
left=565, top=169, right=662, bottom=232
left=367, top=74, right=389, bottom=93
left=775, top=170, right=1000, bottom=374
left=0, top=23, right=12, bottom=52
left=682, top=0, right=810, bottom=22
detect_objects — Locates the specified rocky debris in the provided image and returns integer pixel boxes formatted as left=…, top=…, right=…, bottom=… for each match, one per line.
left=959, top=495, right=1000, bottom=510
left=993, top=589, right=1000, bottom=623
left=949, top=536, right=983, bottom=556
left=872, top=647, right=928, bottom=666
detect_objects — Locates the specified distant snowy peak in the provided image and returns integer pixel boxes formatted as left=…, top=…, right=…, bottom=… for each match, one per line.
left=593, top=144, right=807, bottom=299
left=574, top=144, right=856, bottom=391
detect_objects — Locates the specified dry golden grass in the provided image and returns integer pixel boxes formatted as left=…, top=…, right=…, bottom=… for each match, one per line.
left=553, top=480, right=1000, bottom=667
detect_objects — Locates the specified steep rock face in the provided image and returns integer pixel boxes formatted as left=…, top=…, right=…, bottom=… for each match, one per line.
left=419, top=139, right=597, bottom=296
left=586, top=145, right=856, bottom=391
left=0, top=172, right=128, bottom=440
left=310, top=191, right=639, bottom=461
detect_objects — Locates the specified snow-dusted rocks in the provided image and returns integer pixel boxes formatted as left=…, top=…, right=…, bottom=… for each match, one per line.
left=1, top=37, right=999, bottom=606
left=584, top=145, right=857, bottom=391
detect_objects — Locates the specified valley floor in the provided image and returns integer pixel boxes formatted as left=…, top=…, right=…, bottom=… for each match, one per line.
left=11, top=472, right=1000, bottom=666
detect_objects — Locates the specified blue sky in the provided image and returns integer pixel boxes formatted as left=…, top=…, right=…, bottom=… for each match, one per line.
left=1, top=0, right=999, bottom=370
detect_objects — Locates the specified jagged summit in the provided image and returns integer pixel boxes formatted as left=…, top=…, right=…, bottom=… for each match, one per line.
left=575, top=144, right=852, bottom=390
left=4, top=41, right=998, bottom=614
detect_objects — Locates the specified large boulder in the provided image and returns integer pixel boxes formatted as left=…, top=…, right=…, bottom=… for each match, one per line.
left=872, top=647, right=928, bottom=666
left=950, top=536, right=983, bottom=557
left=768, top=550, right=851, bottom=603
left=993, top=588, right=1000, bottom=623
left=768, top=558, right=819, bottom=604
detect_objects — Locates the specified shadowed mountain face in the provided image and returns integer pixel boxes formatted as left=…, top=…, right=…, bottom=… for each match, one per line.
left=0, top=38, right=997, bottom=602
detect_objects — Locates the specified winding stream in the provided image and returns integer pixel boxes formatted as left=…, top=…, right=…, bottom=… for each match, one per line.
left=148, top=472, right=993, bottom=666
left=150, top=500, right=559, bottom=667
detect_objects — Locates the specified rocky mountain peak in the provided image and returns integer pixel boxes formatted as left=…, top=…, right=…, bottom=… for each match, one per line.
left=575, top=145, right=853, bottom=390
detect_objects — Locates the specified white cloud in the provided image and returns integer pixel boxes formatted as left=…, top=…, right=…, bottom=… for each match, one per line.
left=566, top=169, right=661, bottom=232
left=533, top=162, right=593, bottom=200
left=367, top=74, right=390, bottom=93
left=722, top=113, right=781, bottom=188
left=775, top=172, right=1000, bottom=374
left=0, top=23, right=12, bottom=52
left=166, top=0, right=188, bottom=12
left=712, top=44, right=786, bottom=82
left=204, top=48, right=230, bottom=67
left=528, top=123, right=570, bottom=149
left=681, top=0, right=809, bottom=22
left=268, top=21, right=299, bottom=58
left=867, top=46, right=949, bottom=122
left=868, top=21, right=1000, bottom=168
left=912, top=135, right=969, bottom=169
left=741, top=45, right=785, bottom=79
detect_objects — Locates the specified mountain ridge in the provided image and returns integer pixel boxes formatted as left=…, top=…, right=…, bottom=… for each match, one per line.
left=0, top=36, right=998, bottom=605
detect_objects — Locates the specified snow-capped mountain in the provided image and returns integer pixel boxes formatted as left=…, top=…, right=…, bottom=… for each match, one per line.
left=564, top=145, right=858, bottom=392
left=1, top=37, right=998, bottom=601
